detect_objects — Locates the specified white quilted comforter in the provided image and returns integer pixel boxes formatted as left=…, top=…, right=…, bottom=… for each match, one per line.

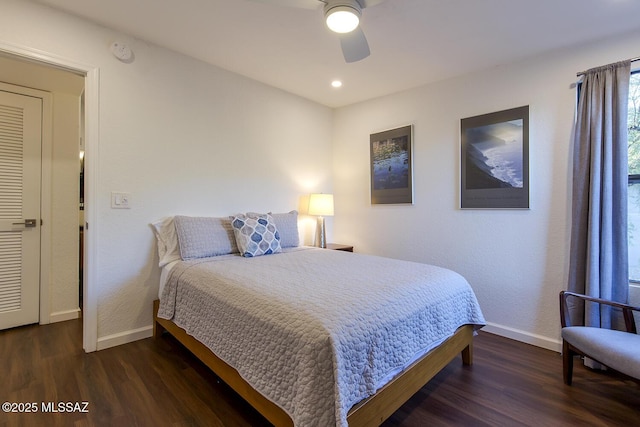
left=158, top=247, right=485, bottom=426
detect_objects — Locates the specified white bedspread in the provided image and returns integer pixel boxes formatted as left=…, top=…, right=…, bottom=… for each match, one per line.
left=158, top=247, right=485, bottom=426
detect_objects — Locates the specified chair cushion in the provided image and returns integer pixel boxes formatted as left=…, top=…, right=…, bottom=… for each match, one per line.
left=562, top=326, right=640, bottom=379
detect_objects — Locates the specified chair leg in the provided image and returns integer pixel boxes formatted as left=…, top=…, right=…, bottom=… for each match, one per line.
left=562, top=339, right=573, bottom=385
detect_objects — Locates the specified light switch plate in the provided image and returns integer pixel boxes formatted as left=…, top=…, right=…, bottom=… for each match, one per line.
left=111, top=192, right=131, bottom=209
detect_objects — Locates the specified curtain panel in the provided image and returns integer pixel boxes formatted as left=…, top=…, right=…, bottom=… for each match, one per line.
left=568, top=60, right=631, bottom=330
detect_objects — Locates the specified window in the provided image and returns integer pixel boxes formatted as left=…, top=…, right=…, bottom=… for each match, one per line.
left=627, top=71, right=640, bottom=281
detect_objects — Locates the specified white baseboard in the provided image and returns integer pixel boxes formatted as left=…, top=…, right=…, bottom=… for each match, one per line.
left=49, top=308, right=81, bottom=323
left=482, top=322, right=562, bottom=353
left=96, top=325, right=153, bottom=351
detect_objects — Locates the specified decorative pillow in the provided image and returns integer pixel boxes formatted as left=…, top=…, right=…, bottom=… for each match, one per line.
left=150, top=216, right=181, bottom=267
left=248, top=210, right=300, bottom=248
left=231, top=213, right=282, bottom=257
left=174, top=215, right=238, bottom=260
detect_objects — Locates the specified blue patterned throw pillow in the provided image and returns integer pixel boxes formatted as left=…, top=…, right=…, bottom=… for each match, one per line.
left=247, top=210, right=299, bottom=248
left=231, top=213, right=282, bottom=257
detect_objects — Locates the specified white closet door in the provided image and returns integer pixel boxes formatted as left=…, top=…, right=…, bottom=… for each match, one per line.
left=0, top=90, right=42, bottom=330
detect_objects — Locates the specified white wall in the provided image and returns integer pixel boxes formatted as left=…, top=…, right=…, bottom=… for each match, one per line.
left=0, top=0, right=332, bottom=347
left=332, top=30, right=640, bottom=351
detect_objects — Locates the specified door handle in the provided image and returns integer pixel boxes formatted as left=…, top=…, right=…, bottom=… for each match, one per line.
left=12, top=219, right=37, bottom=228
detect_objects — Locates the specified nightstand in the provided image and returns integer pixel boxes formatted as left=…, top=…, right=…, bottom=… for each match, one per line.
left=326, top=243, right=354, bottom=252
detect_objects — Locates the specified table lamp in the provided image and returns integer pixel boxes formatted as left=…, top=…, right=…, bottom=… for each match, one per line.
left=308, top=193, right=334, bottom=248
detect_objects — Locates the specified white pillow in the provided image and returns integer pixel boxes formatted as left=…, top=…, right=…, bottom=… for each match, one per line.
left=150, top=217, right=181, bottom=267
left=231, top=213, right=282, bottom=257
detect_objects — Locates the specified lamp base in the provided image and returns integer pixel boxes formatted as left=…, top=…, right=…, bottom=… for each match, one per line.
left=315, top=216, right=327, bottom=248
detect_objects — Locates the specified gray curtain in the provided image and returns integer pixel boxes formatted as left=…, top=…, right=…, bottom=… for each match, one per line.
left=568, top=60, right=631, bottom=330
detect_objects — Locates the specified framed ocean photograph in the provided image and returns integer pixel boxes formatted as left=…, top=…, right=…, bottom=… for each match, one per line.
left=370, top=125, right=413, bottom=204
left=460, top=106, right=529, bottom=209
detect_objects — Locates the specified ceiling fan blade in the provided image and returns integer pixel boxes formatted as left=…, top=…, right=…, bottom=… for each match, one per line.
left=248, top=0, right=322, bottom=10
left=360, top=0, right=386, bottom=7
left=338, top=26, right=370, bottom=63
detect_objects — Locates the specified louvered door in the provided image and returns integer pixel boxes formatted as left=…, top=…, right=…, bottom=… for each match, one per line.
left=0, top=90, right=41, bottom=330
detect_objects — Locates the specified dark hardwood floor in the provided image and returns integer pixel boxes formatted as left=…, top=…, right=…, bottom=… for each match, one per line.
left=1, top=319, right=638, bottom=426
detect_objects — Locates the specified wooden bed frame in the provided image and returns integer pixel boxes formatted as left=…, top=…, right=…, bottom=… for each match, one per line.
left=153, top=299, right=475, bottom=426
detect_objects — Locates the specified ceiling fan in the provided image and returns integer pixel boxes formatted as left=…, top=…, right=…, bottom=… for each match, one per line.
left=251, top=0, right=386, bottom=63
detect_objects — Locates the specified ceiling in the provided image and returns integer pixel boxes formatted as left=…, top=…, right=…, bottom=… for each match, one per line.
left=32, top=0, right=640, bottom=108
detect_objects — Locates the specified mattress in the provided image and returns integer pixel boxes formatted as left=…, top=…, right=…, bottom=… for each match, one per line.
left=158, top=247, right=485, bottom=426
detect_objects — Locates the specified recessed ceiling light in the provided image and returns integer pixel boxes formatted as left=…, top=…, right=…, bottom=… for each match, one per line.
left=331, top=80, right=343, bottom=88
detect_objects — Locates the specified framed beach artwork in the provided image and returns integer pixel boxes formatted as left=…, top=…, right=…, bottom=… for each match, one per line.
left=370, top=125, right=413, bottom=204
left=460, top=106, right=529, bottom=209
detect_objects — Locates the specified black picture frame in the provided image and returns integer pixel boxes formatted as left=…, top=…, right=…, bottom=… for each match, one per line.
left=370, top=125, right=413, bottom=205
left=461, top=106, right=529, bottom=209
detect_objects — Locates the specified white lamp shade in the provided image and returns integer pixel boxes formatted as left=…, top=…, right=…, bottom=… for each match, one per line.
left=308, top=193, right=334, bottom=216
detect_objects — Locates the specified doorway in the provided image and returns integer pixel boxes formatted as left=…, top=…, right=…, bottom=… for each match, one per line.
left=0, top=50, right=96, bottom=348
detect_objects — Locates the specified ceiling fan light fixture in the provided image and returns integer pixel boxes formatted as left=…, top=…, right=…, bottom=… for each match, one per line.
left=325, top=1, right=361, bottom=34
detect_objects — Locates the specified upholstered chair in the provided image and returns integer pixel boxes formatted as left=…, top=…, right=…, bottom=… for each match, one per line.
left=559, top=291, right=640, bottom=385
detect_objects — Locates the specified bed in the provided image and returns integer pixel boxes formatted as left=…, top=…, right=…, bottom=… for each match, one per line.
left=151, top=213, right=485, bottom=426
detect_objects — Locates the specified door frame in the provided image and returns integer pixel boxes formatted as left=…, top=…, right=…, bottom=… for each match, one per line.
left=0, top=82, right=52, bottom=326
left=0, top=42, right=100, bottom=352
